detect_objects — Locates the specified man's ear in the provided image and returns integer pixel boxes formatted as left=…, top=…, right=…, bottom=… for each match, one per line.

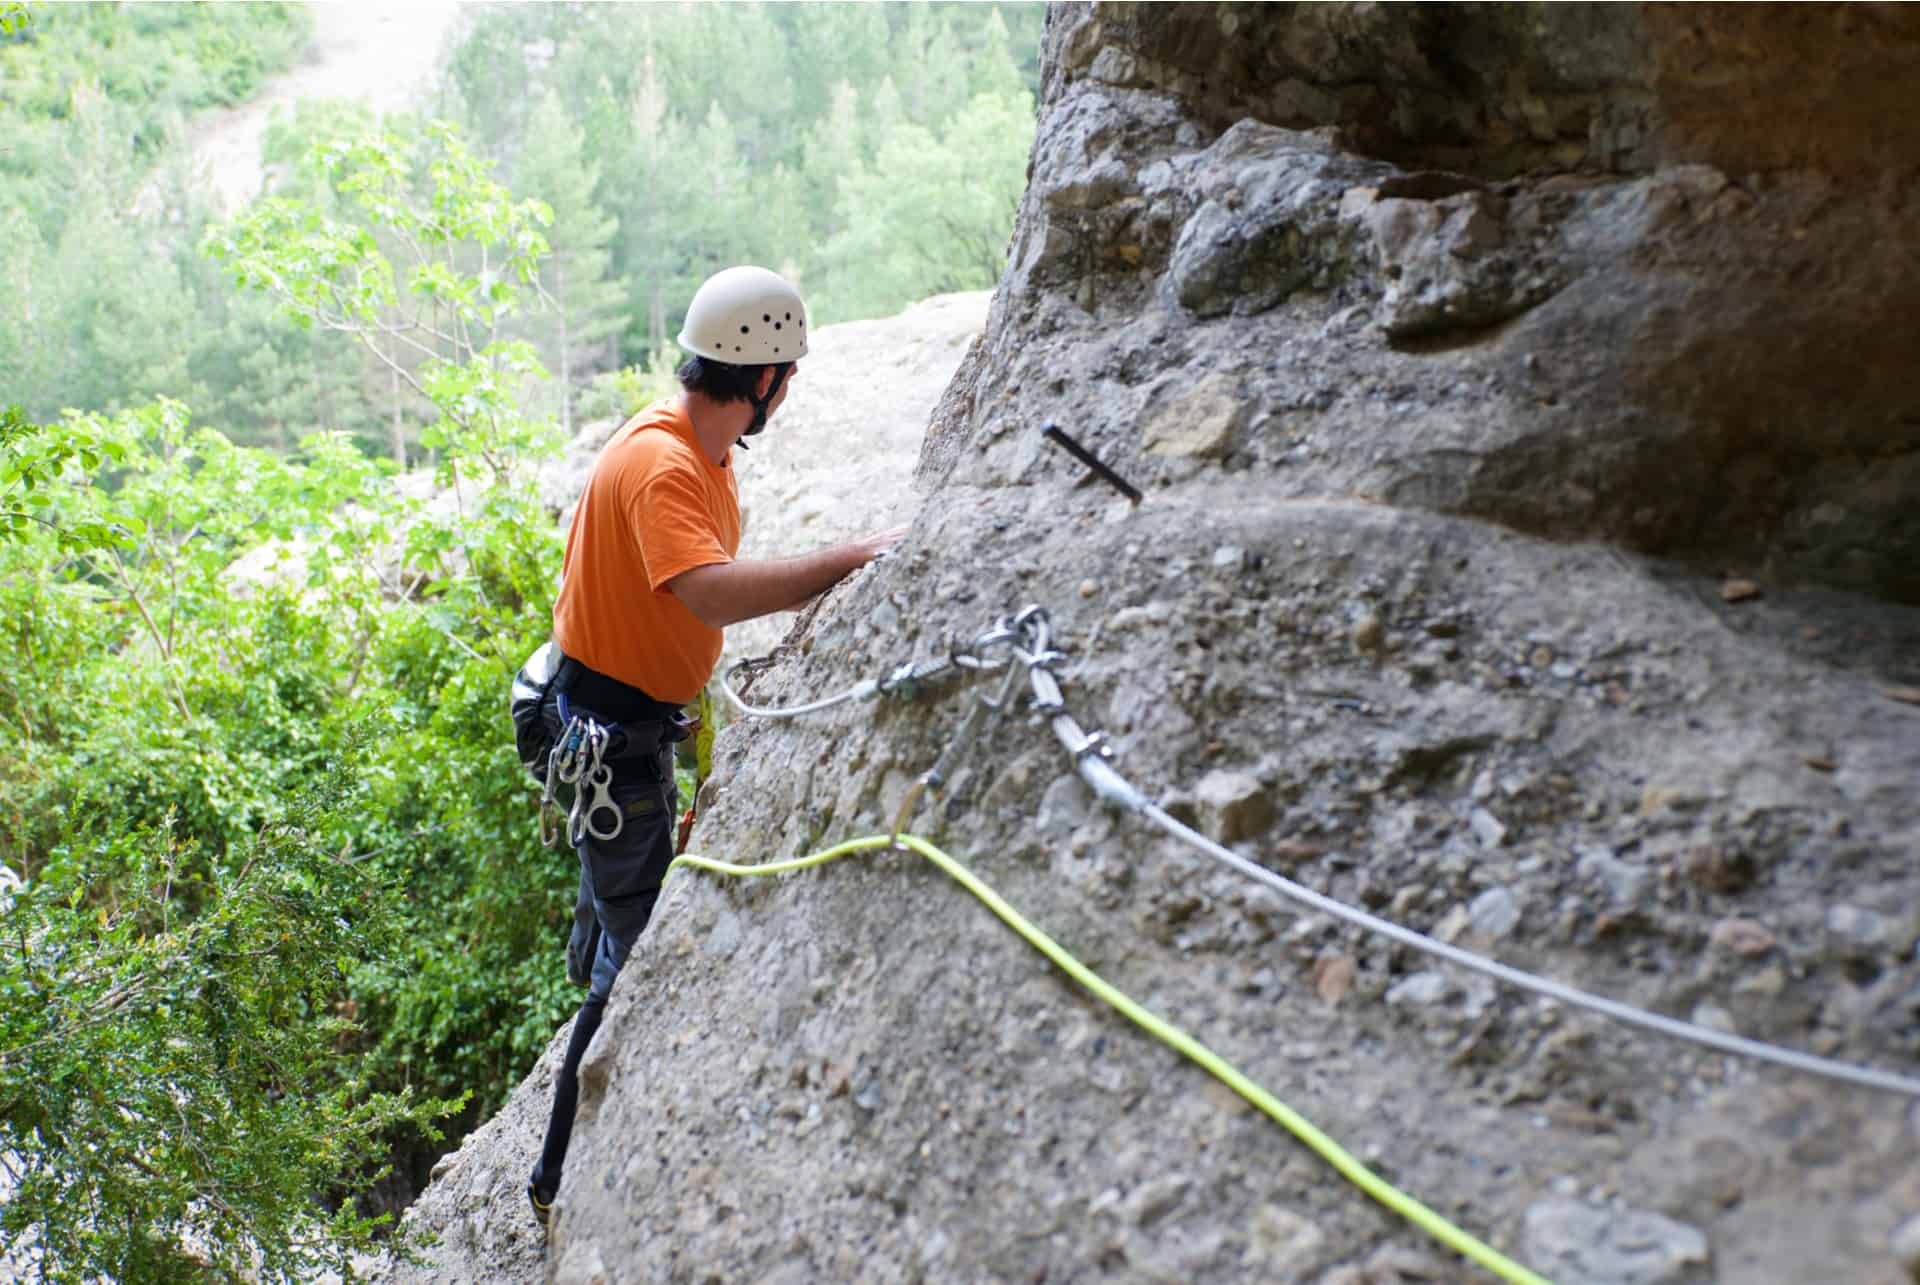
left=754, top=366, right=775, bottom=398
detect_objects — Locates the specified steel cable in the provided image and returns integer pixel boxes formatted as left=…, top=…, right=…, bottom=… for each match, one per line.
left=720, top=606, right=1920, bottom=1100
left=1138, top=804, right=1920, bottom=1099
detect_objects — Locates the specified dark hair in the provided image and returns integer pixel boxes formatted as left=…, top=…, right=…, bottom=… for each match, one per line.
left=677, top=355, right=790, bottom=405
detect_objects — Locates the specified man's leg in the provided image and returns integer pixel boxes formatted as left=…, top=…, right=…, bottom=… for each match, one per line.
left=529, top=729, right=677, bottom=1221
left=530, top=894, right=649, bottom=1201
left=566, top=865, right=600, bottom=989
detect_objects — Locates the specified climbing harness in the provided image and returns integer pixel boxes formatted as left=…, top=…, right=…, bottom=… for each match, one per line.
left=541, top=692, right=624, bottom=848
left=719, top=604, right=1920, bottom=1101
left=668, top=833, right=1550, bottom=1285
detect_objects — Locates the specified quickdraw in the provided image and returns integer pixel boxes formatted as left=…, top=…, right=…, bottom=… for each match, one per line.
left=540, top=693, right=625, bottom=848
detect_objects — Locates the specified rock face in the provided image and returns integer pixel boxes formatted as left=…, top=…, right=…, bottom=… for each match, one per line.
left=945, top=2, right=1920, bottom=604
left=402, top=6, right=1920, bottom=1283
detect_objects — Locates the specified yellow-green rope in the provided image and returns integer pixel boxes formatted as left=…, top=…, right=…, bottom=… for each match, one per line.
left=667, top=834, right=1550, bottom=1285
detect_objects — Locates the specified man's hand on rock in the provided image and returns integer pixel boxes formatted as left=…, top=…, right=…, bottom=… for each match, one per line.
left=853, top=525, right=910, bottom=567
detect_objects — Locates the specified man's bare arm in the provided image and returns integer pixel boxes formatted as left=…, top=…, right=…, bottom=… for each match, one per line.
left=667, top=526, right=907, bottom=629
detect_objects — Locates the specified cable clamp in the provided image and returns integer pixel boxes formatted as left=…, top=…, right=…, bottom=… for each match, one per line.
left=1068, top=728, right=1114, bottom=762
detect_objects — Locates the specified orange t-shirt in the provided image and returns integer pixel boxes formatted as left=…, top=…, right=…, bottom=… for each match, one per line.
left=552, top=401, right=739, bottom=704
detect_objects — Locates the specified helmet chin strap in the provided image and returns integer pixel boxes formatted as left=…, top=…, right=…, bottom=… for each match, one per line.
left=736, top=362, right=793, bottom=449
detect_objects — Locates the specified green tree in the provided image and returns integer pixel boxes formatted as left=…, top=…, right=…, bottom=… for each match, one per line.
left=4, top=117, right=584, bottom=1255
left=206, top=120, right=553, bottom=468
left=817, top=82, right=1033, bottom=319
left=771, top=2, right=890, bottom=129
left=893, top=5, right=971, bottom=129
left=439, top=3, right=1043, bottom=349
left=0, top=399, right=457, bottom=1280
left=204, top=119, right=580, bottom=1126
left=0, top=209, right=55, bottom=413
left=801, top=80, right=865, bottom=236
left=970, top=7, right=1030, bottom=103
left=515, top=90, right=625, bottom=434
left=0, top=2, right=311, bottom=421
left=0, top=790, right=452, bottom=1282
left=48, top=186, right=197, bottom=413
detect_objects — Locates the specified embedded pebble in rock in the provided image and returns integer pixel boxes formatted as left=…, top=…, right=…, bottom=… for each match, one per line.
left=1826, top=903, right=1899, bottom=952
left=1689, top=1002, right=1737, bottom=1035
left=1708, top=917, right=1776, bottom=957
left=1192, top=768, right=1273, bottom=843
left=1732, top=962, right=1786, bottom=999
left=1037, top=773, right=1093, bottom=835
left=1351, top=612, right=1385, bottom=653
left=1375, top=1245, right=1456, bottom=1281
left=1468, top=886, right=1522, bottom=941
left=1433, top=903, right=1472, bottom=944
left=1523, top=1198, right=1711, bottom=1285
left=1386, top=972, right=1451, bottom=1008
left=706, top=909, right=743, bottom=959
left=1313, top=952, right=1357, bottom=1006
left=1247, top=1205, right=1326, bottom=1275
left=552, top=1239, right=610, bottom=1285
left=1469, top=807, right=1509, bottom=848
left=1123, top=1173, right=1191, bottom=1226
left=1579, top=847, right=1652, bottom=906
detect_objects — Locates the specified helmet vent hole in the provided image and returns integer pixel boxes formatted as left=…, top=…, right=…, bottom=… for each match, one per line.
left=763, top=314, right=771, bottom=322
left=773, top=322, right=782, bottom=330
left=739, top=324, right=749, bottom=334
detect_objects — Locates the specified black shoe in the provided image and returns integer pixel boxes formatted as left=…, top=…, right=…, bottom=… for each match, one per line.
left=528, top=1181, right=554, bottom=1232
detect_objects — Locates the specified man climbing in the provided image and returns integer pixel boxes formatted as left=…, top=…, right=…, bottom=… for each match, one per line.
left=520, top=265, right=905, bottom=1230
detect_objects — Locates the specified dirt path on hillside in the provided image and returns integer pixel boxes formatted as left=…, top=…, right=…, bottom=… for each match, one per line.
left=175, top=2, right=464, bottom=214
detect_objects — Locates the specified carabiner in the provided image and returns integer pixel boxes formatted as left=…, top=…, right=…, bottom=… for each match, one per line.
left=576, top=763, right=624, bottom=843
left=553, top=718, right=589, bottom=785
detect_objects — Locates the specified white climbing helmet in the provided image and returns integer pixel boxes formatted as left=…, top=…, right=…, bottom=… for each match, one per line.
left=677, top=265, right=809, bottom=365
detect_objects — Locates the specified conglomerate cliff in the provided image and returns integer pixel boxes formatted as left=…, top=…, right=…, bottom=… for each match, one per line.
left=400, top=6, right=1920, bottom=1283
